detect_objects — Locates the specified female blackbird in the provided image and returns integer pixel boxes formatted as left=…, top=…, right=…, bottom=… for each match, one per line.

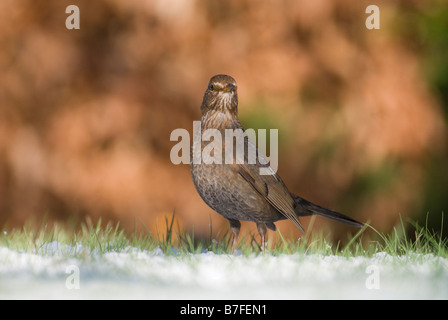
left=191, top=74, right=363, bottom=252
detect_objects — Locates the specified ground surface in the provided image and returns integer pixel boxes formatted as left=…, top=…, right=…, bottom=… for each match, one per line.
left=1, top=241, right=447, bottom=299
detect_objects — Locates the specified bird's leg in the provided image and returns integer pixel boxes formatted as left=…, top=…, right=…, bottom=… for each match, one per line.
left=228, top=219, right=241, bottom=253
left=256, top=222, right=267, bottom=254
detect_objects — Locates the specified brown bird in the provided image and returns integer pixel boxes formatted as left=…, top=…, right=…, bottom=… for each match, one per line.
left=191, top=74, right=363, bottom=252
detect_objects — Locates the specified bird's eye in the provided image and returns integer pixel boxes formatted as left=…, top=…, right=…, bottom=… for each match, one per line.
left=208, top=84, right=214, bottom=91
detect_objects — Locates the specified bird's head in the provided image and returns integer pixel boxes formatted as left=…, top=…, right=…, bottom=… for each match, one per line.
left=201, top=74, right=238, bottom=118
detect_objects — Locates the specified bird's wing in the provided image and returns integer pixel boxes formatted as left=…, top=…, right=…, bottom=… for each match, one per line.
left=238, top=163, right=305, bottom=233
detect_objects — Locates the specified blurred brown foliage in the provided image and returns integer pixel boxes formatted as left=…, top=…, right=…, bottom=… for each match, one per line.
left=0, top=0, right=446, bottom=241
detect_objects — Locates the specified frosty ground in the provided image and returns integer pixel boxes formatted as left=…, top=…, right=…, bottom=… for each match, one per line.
left=1, top=241, right=447, bottom=299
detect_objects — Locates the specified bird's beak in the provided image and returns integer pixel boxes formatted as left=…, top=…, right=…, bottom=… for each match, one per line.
left=221, top=83, right=236, bottom=93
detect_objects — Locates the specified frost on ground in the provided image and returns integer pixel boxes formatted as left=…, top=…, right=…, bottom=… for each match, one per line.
left=1, top=241, right=447, bottom=299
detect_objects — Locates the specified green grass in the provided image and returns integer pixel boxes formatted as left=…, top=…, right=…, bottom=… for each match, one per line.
left=1, top=214, right=447, bottom=259
left=0, top=218, right=157, bottom=258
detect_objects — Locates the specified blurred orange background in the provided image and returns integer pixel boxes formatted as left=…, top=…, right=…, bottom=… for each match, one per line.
left=1, top=0, right=447, bottom=242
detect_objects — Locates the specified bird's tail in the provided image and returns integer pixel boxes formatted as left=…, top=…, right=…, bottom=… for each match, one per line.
left=291, top=194, right=364, bottom=228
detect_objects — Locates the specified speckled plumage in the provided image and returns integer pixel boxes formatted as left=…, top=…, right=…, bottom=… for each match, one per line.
left=191, top=74, right=363, bottom=251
